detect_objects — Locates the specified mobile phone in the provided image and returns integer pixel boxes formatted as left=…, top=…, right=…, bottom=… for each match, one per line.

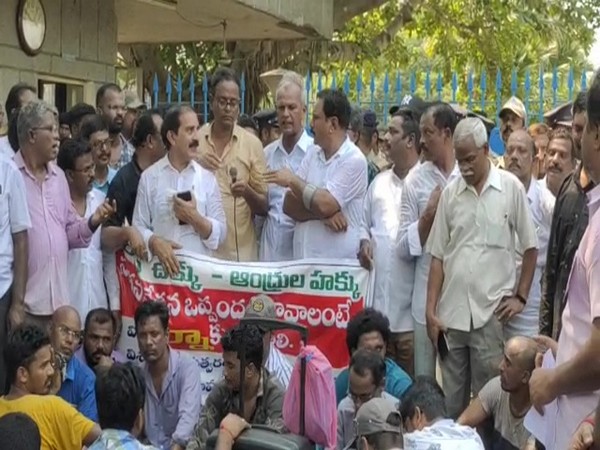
left=176, top=191, right=192, bottom=224
left=437, top=332, right=449, bottom=360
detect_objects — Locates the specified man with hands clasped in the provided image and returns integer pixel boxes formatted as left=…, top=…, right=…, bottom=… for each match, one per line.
left=133, top=106, right=226, bottom=275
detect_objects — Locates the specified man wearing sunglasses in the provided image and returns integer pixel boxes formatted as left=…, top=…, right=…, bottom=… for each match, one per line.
left=48, top=305, right=98, bottom=422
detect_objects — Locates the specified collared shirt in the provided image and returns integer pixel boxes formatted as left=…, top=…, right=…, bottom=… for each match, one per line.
left=68, top=189, right=109, bottom=320
left=133, top=155, right=226, bottom=257
left=396, top=161, right=461, bottom=325
left=367, top=159, right=380, bottom=186
left=113, top=135, right=135, bottom=170
left=0, top=155, right=31, bottom=298
left=547, top=183, right=600, bottom=450
left=540, top=163, right=593, bottom=339
left=292, top=138, right=367, bottom=259
left=337, top=391, right=398, bottom=450
left=143, top=349, right=202, bottom=449
left=13, top=150, right=94, bottom=315
left=198, top=123, right=268, bottom=262
left=505, top=179, right=555, bottom=338
left=427, top=165, right=538, bottom=332
left=404, top=419, right=484, bottom=450
left=360, top=166, right=418, bottom=332
left=93, top=167, right=117, bottom=195
left=0, top=136, right=14, bottom=159
left=260, top=131, right=312, bottom=262
left=57, top=355, right=98, bottom=422
left=74, top=346, right=126, bottom=368
left=89, top=429, right=159, bottom=450
left=186, top=370, right=285, bottom=450
left=335, top=357, right=412, bottom=405
left=106, top=155, right=143, bottom=228
left=265, top=342, right=293, bottom=388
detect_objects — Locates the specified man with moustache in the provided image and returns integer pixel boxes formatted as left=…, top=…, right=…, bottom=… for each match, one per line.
left=56, top=139, right=110, bottom=321
left=259, top=71, right=313, bottom=262
left=544, top=129, right=577, bottom=197
left=529, top=71, right=600, bottom=450
left=136, top=301, right=202, bottom=450
left=75, top=308, right=126, bottom=372
left=197, top=68, right=268, bottom=262
left=79, top=116, right=117, bottom=195
left=14, top=101, right=116, bottom=330
left=502, top=130, right=554, bottom=339
left=265, top=89, right=367, bottom=260
left=499, top=97, right=527, bottom=144
left=358, top=109, right=421, bottom=376
left=427, top=118, right=537, bottom=418
left=539, top=95, right=594, bottom=341
left=133, top=105, right=226, bottom=278
left=48, top=306, right=97, bottom=421
left=396, top=102, right=460, bottom=379
left=96, top=83, right=132, bottom=169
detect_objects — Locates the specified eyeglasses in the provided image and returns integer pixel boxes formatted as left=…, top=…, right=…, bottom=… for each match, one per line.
left=72, top=164, right=95, bottom=175
left=91, top=138, right=111, bottom=150
left=57, top=325, right=82, bottom=341
left=216, top=98, right=241, bottom=110
left=31, top=125, right=58, bottom=134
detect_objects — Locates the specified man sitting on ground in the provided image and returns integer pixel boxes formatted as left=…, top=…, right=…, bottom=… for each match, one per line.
left=89, top=363, right=158, bottom=449
left=346, top=397, right=404, bottom=450
left=335, top=308, right=412, bottom=405
left=49, top=306, right=97, bottom=421
left=458, top=336, right=537, bottom=449
left=401, top=376, right=484, bottom=449
left=337, top=349, right=399, bottom=450
left=0, top=412, right=42, bottom=450
left=0, top=324, right=100, bottom=449
left=186, top=324, right=285, bottom=450
left=75, top=308, right=126, bottom=373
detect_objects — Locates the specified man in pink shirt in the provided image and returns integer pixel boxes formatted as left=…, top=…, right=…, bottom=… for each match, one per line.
left=13, top=101, right=115, bottom=328
left=529, top=70, right=600, bottom=449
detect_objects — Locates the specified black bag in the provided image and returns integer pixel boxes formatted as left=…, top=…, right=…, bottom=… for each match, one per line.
left=206, top=318, right=313, bottom=450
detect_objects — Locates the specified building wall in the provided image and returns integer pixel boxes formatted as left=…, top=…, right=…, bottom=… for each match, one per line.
left=0, top=0, right=117, bottom=107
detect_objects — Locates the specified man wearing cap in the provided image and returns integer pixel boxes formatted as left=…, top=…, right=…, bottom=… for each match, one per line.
left=349, top=108, right=382, bottom=185
left=499, top=96, right=527, bottom=144
left=253, top=109, right=280, bottom=147
left=122, top=90, right=147, bottom=144
left=259, top=71, right=313, bottom=262
left=244, top=294, right=293, bottom=388
left=345, top=397, right=403, bottom=450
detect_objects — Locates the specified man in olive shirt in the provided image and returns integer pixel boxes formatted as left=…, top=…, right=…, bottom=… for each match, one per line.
left=186, top=324, right=284, bottom=450
left=197, top=67, right=268, bottom=262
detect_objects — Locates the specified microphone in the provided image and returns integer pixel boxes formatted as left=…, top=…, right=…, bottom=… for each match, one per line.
left=229, top=167, right=238, bottom=184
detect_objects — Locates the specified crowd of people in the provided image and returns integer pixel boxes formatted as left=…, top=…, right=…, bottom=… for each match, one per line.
left=0, top=62, right=600, bottom=450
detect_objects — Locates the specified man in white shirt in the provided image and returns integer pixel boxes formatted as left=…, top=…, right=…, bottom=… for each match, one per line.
left=396, top=102, right=460, bottom=378
left=260, top=72, right=313, bottom=262
left=402, top=376, right=484, bottom=450
left=133, top=106, right=226, bottom=275
left=0, top=154, right=31, bottom=392
left=503, top=130, right=555, bottom=338
left=265, top=89, right=367, bottom=260
left=56, top=139, right=110, bottom=321
left=358, top=109, right=421, bottom=376
left=427, top=117, right=538, bottom=418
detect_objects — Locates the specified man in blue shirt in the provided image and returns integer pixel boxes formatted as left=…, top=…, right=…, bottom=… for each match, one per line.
left=49, top=305, right=97, bottom=421
left=335, top=308, right=412, bottom=405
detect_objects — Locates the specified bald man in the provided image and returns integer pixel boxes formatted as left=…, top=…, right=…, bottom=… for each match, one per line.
left=458, top=336, right=537, bottom=449
left=49, top=306, right=98, bottom=421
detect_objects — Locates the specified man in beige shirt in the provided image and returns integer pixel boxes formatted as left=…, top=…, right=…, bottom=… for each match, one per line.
left=197, top=68, right=268, bottom=261
left=426, top=117, right=538, bottom=418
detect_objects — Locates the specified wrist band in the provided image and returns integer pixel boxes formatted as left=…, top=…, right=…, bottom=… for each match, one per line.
left=302, top=184, right=317, bottom=210
left=583, top=417, right=596, bottom=427
left=515, top=294, right=527, bottom=305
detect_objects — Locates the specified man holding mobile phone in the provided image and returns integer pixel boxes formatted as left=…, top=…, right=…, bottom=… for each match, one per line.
left=133, top=106, right=227, bottom=277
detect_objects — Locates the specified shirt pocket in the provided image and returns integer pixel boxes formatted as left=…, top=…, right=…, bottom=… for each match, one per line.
left=486, top=214, right=510, bottom=248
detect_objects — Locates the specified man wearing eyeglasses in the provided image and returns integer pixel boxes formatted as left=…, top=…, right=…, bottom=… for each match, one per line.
left=197, top=67, right=268, bottom=262
left=49, top=305, right=98, bottom=422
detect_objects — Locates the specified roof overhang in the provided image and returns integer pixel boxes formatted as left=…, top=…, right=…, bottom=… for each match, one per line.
left=117, top=0, right=334, bottom=44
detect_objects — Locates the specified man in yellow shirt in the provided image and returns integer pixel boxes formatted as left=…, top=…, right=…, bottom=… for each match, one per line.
left=0, top=324, right=100, bottom=450
left=198, top=67, right=268, bottom=262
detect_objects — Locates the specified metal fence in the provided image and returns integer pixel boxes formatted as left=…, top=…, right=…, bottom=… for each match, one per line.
left=147, top=66, right=591, bottom=126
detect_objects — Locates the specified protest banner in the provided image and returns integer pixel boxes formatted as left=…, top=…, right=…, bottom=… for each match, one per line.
left=116, top=249, right=373, bottom=398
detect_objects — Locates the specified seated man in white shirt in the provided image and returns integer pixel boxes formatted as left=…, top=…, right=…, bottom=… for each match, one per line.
left=243, top=294, right=293, bottom=388
left=264, top=88, right=367, bottom=260
left=402, top=376, right=484, bottom=450
left=133, top=106, right=226, bottom=275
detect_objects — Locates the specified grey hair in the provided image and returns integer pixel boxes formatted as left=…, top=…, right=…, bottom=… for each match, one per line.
left=453, top=117, right=488, bottom=148
left=275, top=71, right=307, bottom=106
left=17, top=100, right=57, bottom=147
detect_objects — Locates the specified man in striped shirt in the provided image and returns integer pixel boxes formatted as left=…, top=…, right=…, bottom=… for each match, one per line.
left=244, top=295, right=293, bottom=388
